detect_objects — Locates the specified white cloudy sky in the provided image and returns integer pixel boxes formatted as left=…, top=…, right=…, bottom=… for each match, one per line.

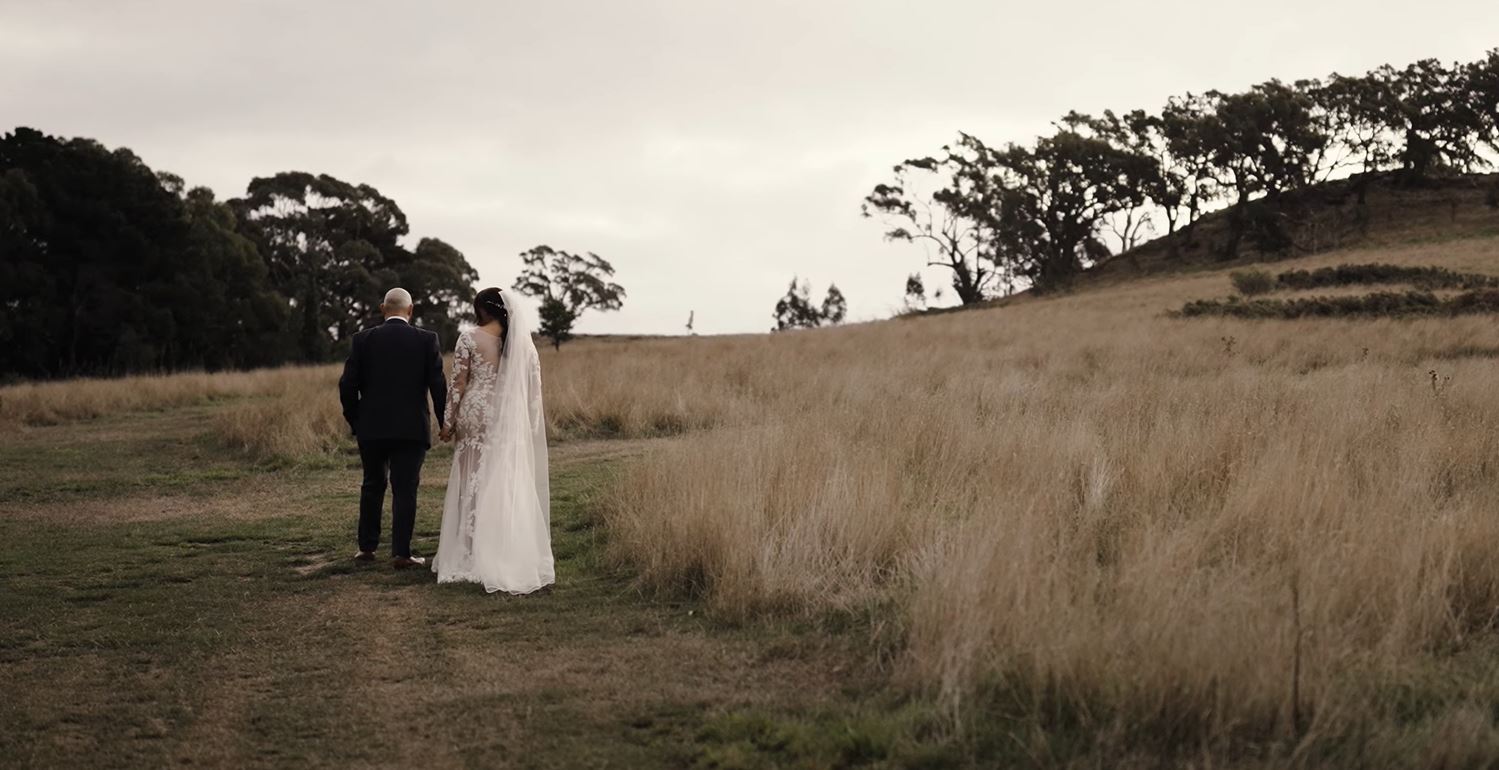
left=3, top=1, right=1495, bottom=334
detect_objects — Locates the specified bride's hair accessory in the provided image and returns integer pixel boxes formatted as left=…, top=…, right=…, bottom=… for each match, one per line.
left=473, top=287, right=510, bottom=337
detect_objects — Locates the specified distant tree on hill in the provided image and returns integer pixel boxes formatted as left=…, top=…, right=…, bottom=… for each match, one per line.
left=1158, top=94, right=1224, bottom=238
left=867, top=50, right=1499, bottom=290
left=1470, top=50, right=1499, bottom=154
left=821, top=284, right=848, bottom=325
left=230, top=172, right=477, bottom=360
left=0, top=128, right=287, bottom=378
left=1196, top=81, right=1331, bottom=258
left=1098, top=111, right=1174, bottom=249
left=1317, top=73, right=1402, bottom=184
left=537, top=298, right=579, bottom=350
left=511, top=245, right=625, bottom=350
left=773, top=278, right=846, bottom=331
left=862, top=134, right=1006, bottom=305
left=1381, top=59, right=1487, bottom=179
left=990, top=116, right=1159, bottom=288
left=902, top=273, right=929, bottom=312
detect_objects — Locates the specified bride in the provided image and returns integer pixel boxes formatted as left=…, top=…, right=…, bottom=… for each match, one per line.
left=433, top=287, right=554, bottom=594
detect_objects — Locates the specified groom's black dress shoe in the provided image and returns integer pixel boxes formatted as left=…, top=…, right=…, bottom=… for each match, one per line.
left=392, top=555, right=427, bottom=569
left=353, top=551, right=376, bottom=562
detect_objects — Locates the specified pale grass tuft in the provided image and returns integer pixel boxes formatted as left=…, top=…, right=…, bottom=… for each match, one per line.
left=212, top=365, right=350, bottom=460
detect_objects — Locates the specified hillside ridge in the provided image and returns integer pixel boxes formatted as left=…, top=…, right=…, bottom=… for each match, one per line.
left=1091, top=172, right=1499, bottom=281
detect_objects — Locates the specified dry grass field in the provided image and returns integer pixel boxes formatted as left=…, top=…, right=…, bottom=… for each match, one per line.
left=8, top=230, right=1499, bottom=767
left=603, top=233, right=1499, bottom=763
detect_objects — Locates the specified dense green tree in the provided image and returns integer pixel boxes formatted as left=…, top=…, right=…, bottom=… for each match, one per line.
left=172, top=186, right=290, bottom=370
left=405, top=237, right=480, bottom=345
left=511, top=245, right=625, bottom=350
left=990, top=117, right=1158, bottom=288
left=0, top=130, right=475, bottom=379
left=229, top=172, right=476, bottom=359
left=0, top=166, right=48, bottom=376
left=537, top=297, right=579, bottom=350
left=1196, top=81, right=1331, bottom=257
left=1464, top=49, right=1499, bottom=158
left=1380, top=59, right=1486, bottom=179
left=0, top=128, right=286, bottom=377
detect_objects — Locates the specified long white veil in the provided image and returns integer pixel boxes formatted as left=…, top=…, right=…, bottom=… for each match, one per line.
left=467, top=296, right=554, bottom=594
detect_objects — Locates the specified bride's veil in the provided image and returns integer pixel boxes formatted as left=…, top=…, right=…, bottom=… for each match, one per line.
left=468, top=293, right=554, bottom=593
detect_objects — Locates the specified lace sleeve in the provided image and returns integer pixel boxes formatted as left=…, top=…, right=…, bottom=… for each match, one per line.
left=445, top=331, right=473, bottom=429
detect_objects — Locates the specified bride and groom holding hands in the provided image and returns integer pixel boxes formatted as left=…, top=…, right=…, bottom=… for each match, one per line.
left=337, top=286, right=554, bottom=594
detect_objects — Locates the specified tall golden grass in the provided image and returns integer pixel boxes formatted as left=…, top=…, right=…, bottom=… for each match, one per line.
left=0, top=337, right=744, bottom=460
left=0, top=364, right=353, bottom=460
left=0, top=368, right=277, bottom=426
left=600, top=236, right=1499, bottom=760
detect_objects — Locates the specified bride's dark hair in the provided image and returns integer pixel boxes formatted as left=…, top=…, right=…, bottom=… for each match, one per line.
left=473, top=287, right=509, bottom=344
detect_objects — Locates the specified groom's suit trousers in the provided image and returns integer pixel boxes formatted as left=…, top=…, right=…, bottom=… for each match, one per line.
left=357, top=439, right=427, bottom=557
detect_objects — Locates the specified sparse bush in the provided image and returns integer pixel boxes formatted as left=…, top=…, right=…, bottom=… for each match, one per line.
left=1182, top=290, right=1454, bottom=319
left=1275, top=263, right=1499, bottom=291
left=1190, top=264, right=1499, bottom=320
left=1229, top=269, right=1276, bottom=296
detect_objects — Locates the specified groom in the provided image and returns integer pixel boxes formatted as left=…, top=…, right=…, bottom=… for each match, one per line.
left=338, top=288, right=447, bottom=568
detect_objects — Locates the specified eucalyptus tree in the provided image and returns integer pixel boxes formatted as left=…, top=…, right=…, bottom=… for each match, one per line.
left=862, top=133, right=1008, bottom=304
left=1159, top=94, right=1224, bottom=237
left=1380, top=59, right=1486, bottom=179
left=1195, top=81, right=1330, bottom=257
left=772, top=278, right=846, bottom=330
left=231, top=172, right=478, bottom=359
left=989, top=116, right=1159, bottom=289
left=511, top=245, right=625, bottom=350
left=1470, top=49, right=1499, bottom=155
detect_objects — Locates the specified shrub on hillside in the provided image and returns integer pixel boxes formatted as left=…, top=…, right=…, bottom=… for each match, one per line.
left=1275, top=263, right=1499, bottom=291
left=1230, top=269, right=1277, bottom=296
left=1177, top=289, right=1495, bottom=319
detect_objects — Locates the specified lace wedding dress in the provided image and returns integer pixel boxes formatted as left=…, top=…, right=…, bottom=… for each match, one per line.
left=432, top=306, right=554, bottom=594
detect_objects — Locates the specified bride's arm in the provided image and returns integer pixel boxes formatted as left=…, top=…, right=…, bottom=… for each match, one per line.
left=443, top=333, right=472, bottom=439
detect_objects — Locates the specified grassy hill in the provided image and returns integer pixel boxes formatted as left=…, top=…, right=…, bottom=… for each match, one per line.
left=8, top=211, right=1499, bottom=767
left=1091, top=172, right=1499, bottom=282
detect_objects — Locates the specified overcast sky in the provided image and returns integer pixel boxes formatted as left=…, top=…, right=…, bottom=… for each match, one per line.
left=3, top=1, right=1496, bottom=334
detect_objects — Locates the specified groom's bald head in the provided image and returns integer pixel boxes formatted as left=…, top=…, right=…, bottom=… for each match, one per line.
left=381, top=288, right=413, bottom=319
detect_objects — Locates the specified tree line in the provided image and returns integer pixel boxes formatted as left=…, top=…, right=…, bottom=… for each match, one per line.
left=0, top=126, right=635, bottom=374
left=0, top=127, right=480, bottom=379
left=865, top=50, right=1499, bottom=305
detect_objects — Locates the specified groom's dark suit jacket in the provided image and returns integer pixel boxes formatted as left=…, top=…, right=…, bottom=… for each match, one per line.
left=338, top=317, right=447, bottom=447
